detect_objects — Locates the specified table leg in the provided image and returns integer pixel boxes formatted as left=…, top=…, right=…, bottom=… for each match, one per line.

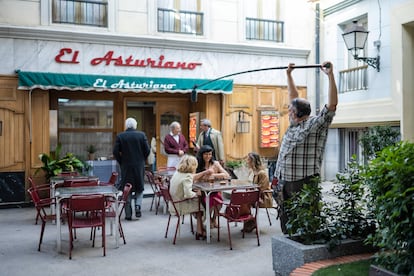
left=56, top=198, right=61, bottom=252
left=205, top=191, right=211, bottom=243
left=115, top=196, right=119, bottom=248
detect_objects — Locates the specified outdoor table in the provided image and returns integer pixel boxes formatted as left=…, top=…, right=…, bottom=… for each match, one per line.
left=49, top=175, right=99, bottom=215
left=193, top=179, right=256, bottom=243
left=55, top=185, right=120, bottom=253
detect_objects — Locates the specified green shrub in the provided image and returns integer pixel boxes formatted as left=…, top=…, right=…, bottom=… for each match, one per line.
left=324, top=157, right=376, bottom=242
left=364, top=141, right=414, bottom=275
left=285, top=177, right=328, bottom=245
left=36, top=144, right=85, bottom=181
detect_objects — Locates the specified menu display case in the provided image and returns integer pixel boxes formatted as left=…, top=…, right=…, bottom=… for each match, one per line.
left=260, top=111, right=279, bottom=148
left=189, top=112, right=204, bottom=148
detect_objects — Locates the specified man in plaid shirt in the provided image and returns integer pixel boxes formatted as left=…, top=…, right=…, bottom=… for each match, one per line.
left=274, top=61, right=338, bottom=233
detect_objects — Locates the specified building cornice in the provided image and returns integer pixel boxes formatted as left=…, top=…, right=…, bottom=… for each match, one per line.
left=323, top=0, right=363, bottom=17
left=0, top=25, right=309, bottom=58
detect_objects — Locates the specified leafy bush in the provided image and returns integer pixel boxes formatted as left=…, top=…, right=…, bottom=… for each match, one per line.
left=225, top=159, right=243, bottom=169
left=36, top=144, right=85, bottom=181
left=364, top=141, right=414, bottom=275
left=321, top=157, right=376, bottom=250
left=359, top=125, right=400, bottom=160
left=285, top=177, right=328, bottom=245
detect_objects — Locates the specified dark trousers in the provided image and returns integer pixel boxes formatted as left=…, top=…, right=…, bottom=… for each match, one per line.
left=278, top=174, right=319, bottom=234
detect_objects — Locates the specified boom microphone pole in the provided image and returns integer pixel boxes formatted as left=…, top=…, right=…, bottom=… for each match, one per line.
left=191, top=63, right=330, bottom=102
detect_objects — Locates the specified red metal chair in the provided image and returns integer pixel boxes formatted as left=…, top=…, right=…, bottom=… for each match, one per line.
left=27, top=187, right=57, bottom=251
left=28, top=177, right=55, bottom=224
left=145, top=170, right=165, bottom=214
left=105, top=183, right=132, bottom=244
left=100, top=172, right=118, bottom=186
left=66, top=194, right=106, bottom=259
left=159, top=185, right=199, bottom=244
left=218, top=189, right=260, bottom=250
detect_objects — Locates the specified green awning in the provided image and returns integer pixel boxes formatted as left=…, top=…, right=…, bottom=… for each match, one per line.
left=16, top=70, right=233, bottom=94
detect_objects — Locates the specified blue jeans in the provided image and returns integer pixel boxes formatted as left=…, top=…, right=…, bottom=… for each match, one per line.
left=125, top=191, right=144, bottom=218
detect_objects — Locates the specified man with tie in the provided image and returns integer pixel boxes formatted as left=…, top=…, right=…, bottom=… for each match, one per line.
left=194, top=119, right=225, bottom=165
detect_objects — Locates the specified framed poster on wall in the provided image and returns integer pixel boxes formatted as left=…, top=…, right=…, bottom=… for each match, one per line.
left=260, top=110, right=279, bottom=148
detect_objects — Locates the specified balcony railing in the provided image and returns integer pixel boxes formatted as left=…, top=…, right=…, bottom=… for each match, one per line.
left=338, top=65, right=368, bottom=93
left=246, top=17, right=284, bottom=42
left=52, top=0, right=108, bottom=27
left=158, top=8, right=203, bottom=35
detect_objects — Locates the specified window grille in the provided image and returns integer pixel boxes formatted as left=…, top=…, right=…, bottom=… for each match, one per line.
left=246, top=17, right=284, bottom=42
left=52, top=0, right=108, bottom=27
left=157, top=8, right=203, bottom=35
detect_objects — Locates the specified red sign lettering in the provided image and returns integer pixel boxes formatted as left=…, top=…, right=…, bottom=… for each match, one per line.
left=55, top=48, right=202, bottom=70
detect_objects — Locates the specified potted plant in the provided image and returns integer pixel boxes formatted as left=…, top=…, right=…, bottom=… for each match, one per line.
left=36, top=144, right=85, bottom=182
left=86, top=144, right=97, bottom=160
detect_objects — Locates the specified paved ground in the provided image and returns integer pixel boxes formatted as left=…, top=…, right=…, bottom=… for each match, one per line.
left=0, top=186, right=282, bottom=276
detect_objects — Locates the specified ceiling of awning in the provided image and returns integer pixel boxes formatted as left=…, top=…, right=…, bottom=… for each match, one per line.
left=16, top=70, right=233, bottom=94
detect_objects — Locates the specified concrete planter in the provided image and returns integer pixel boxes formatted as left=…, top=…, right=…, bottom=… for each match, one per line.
left=369, top=265, right=401, bottom=276
left=272, top=235, right=375, bottom=276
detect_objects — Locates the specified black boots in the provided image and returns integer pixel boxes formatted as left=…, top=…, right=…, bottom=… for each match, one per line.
left=135, top=206, right=142, bottom=218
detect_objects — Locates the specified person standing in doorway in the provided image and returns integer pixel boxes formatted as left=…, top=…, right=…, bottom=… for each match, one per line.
left=194, top=119, right=225, bottom=165
left=163, top=121, right=189, bottom=168
left=113, top=117, right=150, bottom=220
left=274, top=61, right=338, bottom=233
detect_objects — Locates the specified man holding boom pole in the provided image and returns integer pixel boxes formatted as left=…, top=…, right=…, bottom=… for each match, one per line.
left=274, top=61, right=338, bottom=233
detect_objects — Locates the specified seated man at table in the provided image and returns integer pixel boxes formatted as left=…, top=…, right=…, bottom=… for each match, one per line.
left=169, top=155, right=206, bottom=240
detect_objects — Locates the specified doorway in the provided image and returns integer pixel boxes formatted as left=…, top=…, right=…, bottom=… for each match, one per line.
left=126, top=101, right=156, bottom=141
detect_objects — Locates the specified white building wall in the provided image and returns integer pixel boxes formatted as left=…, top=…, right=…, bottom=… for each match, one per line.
left=321, top=0, right=414, bottom=126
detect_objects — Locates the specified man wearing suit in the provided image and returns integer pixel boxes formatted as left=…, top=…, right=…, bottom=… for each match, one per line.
left=113, top=118, right=150, bottom=220
left=194, top=118, right=225, bottom=165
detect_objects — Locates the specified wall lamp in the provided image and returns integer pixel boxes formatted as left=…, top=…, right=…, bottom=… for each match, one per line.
left=342, top=20, right=380, bottom=72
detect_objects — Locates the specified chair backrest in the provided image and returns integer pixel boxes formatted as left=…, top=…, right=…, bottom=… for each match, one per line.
left=145, top=171, right=163, bottom=192
left=66, top=179, right=99, bottom=187
left=230, top=189, right=260, bottom=207
left=107, top=172, right=118, bottom=185
left=159, top=185, right=172, bottom=202
left=121, top=183, right=133, bottom=202
left=27, top=187, right=41, bottom=207
left=159, top=185, right=177, bottom=215
left=69, top=194, right=105, bottom=212
left=28, top=177, right=36, bottom=189
left=58, top=171, right=79, bottom=177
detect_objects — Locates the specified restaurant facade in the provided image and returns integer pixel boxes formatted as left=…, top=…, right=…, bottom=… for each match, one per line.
left=0, top=21, right=311, bottom=204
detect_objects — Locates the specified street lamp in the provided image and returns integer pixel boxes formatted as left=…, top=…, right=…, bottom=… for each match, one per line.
left=342, top=20, right=380, bottom=72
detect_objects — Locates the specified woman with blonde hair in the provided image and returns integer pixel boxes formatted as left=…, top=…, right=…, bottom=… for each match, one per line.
left=243, top=152, right=273, bottom=232
left=169, top=155, right=206, bottom=240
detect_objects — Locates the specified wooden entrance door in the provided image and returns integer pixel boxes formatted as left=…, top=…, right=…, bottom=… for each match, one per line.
left=156, top=98, right=189, bottom=169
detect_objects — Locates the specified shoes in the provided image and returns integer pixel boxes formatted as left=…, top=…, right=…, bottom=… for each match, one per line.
left=135, top=206, right=142, bottom=218
left=241, top=220, right=256, bottom=233
left=195, top=232, right=207, bottom=240
left=125, top=217, right=132, bottom=221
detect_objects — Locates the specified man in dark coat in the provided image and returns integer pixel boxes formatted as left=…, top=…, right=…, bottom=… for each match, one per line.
left=113, top=118, right=150, bottom=220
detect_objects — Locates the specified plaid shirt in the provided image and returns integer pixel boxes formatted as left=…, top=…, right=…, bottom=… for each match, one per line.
left=274, top=105, right=335, bottom=182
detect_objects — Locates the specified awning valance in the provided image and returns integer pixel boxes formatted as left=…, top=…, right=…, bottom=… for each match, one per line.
left=16, top=71, right=233, bottom=94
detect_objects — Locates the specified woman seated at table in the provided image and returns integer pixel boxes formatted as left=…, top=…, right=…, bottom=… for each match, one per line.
left=169, top=155, right=206, bottom=240
left=193, top=145, right=230, bottom=228
left=242, top=152, right=273, bottom=233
